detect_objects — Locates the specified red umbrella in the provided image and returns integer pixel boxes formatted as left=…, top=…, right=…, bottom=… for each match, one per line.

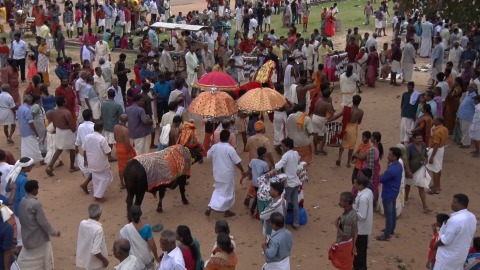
left=194, top=72, right=239, bottom=91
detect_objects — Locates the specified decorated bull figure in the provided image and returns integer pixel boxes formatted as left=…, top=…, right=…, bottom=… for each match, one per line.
left=124, top=144, right=198, bottom=217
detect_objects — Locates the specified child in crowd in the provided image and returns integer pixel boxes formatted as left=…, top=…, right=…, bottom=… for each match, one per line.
left=427, top=213, right=450, bottom=269
left=242, top=146, right=270, bottom=216
left=26, top=54, right=37, bottom=82
left=126, top=79, right=140, bottom=107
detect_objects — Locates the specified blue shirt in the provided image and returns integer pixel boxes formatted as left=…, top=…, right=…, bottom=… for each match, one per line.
left=247, top=116, right=259, bottom=136
left=152, top=81, right=171, bottom=103
left=0, top=221, right=14, bottom=268
left=13, top=171, right=28, bottom=216
left=148, top=29, right=158, bottom=48
left=125, top=104, right=154, bottom=139
left=139, top=68, right=154, bottom=82
left=460, top=49, right=477, bottom=66
left=16, top=104, right=35, bottom=137
left=103, top=5, right=113, bottom=18
left=55, top=65, right=69, bottom=80
left=380, top=160, right=403, bottom=201
left=264, top=228, right=293, bottom=263
left=457, top=92, right=477, bottom=122
left=249, top=158, right=269, bottom=187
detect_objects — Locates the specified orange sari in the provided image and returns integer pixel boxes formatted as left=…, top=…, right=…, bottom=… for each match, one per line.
left=205, top=252, right=238, bottom=270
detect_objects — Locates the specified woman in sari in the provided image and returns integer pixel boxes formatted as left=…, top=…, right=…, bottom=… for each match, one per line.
left=325, top=9, right=336, bottom=37
left=444, top=77, right=464, bottom=132
left=0, top=37, right=9, bottom=68
left=37, top=38, right=51, bottom=86
left=363, top=131, right=383, bottom=204
left=120, top=206, right=159, bottom=270
left=1, top=59, right=20, bottom=106
left=205, top=233, right=238, bottom=270
left=176, top=225, right=204, bottom=270
left=366, top=46, right=379, bottom=87
left=55, top=27, right=66, bottom=58
left=411, top=103, right=433, bottom=146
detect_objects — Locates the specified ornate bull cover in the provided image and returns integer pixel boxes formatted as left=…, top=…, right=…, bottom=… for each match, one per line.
left=134, top=145, right=191, bottom=191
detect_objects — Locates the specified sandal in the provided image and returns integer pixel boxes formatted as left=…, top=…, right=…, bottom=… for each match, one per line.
left=224, top=210, right=236, bottom=218
left=375, top=235, right=391, bottom=241
left=427, top=189, right=439, bottom=195
left=423, top=208, right=433, bottom=213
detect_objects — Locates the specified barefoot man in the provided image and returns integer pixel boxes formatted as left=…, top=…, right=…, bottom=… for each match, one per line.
left=84, top=122, right=113, bottom=202
left=46, top=97, right=79, bottom=176
left=312, top=90, right=335, bottom=155
left=329, top=95, right=364, bottom=167
left=114, top=114, right=136, bottom=189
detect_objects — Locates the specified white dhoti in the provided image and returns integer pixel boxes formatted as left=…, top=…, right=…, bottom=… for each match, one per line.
left=460, top=120, right=472, bottom=146
left=76, top=153, right=91, bottom=178
left=375, top=19, right=382, bottom=29
left=91, top=169, right=113, bottom=198
left=55, top=128, right=76, bottom=150
left=426, top=147, right=444, bottom=173
left=21, top=135, right=43, bottom=163
left=273, top=111, right=287, bottom=146
left=46, top=39, right=54, bottom=51
left=236, top=17, right=242, bottom=31
left=14, top=216, right=22, bottom=247
left=311, top=114, right=328, bottom=136
left=402, top=63, right=414, bottom=82
left=17, top=241, right=54, bottom=270
left=131, top=136, right=148, bottom=155
left=399, top=117, right=414, bottom=142
left=98, top=18, right=106, bottom=27
left=218, top=5, right=225, bottom=17
left=0, top=108, right=15, bottom=125
left=263, top=256, right=290, bottom=270
left=429, top=63, right=443, bottom=84
left=80, top=99, right=101, bottom=121
left=208, top=180, right=235, bottom=212
left=406, top=165, right=431, bottom=188
left=125, top=21, right=132, bottom=33
left=420, top=37, right=432, bottom=57
left=414, top=34, right=421, bottom=44
left=186, top=73, right=198, bottom=96
left=44, top=124, right=62, bottom=166
left=391, top=60, right=401, bottom=73
left=237, top=69, right=245, bottom=83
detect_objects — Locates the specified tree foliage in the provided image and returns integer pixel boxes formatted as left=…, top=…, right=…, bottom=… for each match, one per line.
left=403, top=0, right=480, bottom=27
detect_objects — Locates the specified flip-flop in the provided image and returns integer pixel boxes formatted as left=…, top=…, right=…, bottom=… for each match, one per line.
left=152, top=224, right=164, bottom=232
left=224, top=211, right=236, bottom=218
left=69, top=167, right=80, bottom=173
left=427, top=189, right=439, bottom=195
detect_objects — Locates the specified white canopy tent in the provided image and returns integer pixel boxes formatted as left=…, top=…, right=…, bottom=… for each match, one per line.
left=150, top=22, right=209, bottom=31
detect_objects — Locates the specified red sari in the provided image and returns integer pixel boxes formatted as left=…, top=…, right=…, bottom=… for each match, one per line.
left=325, top=15, right=336, bottom=37
left=366, top=51, right=379, bottom=87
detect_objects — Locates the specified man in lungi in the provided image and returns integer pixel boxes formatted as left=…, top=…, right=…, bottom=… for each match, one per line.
left=185, top=46, right=199, bottom=96
left=328, top=192, right=357, bottom=269
left=46, top=97, right=79, bottom=177
left=311, top=89, right=334, bottom=155
left=84, top=122, right=113, bottom=201
left=428, top=36, right=445, bottom=89
left=16, top=95, right=44, bottom=164
left=329, top=95, right=364, bottom=168
left=400, top=82, right=420, bottom=144
left=17, top=180, right=61, bottom=269
left=404, top=131, right=432, bottom=213
left=426, top=116, right=448, bottom=195
left=205, top=130, right=246, bottom=218
left=114, top=114, right=136, bottom=189
left=286, top=103, right=314, bottom=164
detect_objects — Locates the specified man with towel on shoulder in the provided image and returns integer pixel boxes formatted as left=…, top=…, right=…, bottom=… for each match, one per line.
left=286, top=103, right=314, bottom=164
left=400, top=82, right=420, bottom=144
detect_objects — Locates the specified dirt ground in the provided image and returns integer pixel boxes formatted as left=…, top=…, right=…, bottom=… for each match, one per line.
left=2, top=3, right=479, bottom=270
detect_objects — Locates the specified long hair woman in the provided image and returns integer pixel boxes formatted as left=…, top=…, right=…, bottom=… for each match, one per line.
left=363, top=131, right=383, bottom=205
left=205, top=233, right=238, bottom=270
left=176, top=225, right=203, bottom=270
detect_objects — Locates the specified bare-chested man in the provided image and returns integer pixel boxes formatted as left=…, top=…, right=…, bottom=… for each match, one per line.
left=114, top=114, right=136, bottom=188
left=312, top=90, right=335, bottom=155
left=158, top=115, right=183, bottom=150
left=292, top=78, right=316, bottom=105
left=329, top=94, right=364, bottom=167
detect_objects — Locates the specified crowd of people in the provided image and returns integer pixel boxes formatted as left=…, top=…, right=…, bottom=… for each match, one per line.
left=0, top=0, right=480, bottom=269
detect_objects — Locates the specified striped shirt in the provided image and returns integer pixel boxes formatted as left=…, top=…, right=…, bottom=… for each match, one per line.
left=18, top=194, right=57, bottom=249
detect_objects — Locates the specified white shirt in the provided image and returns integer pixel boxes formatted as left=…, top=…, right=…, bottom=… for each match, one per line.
left=84, top=131, right=111, bottom=172
left=204, top=32, right=217, bottom=53
left=448, top=46, right=463, bottom=64
left=0, top=162, right=13, bottom=197
left=437, top=81, right=450, bottom=102
left=207, top=142, right=242, bottom=184
left=353, top=188, right=374, bottom=235
left=365, top=37, right=377, bottom=52
left=11, top=40, right=28, bottom=59
left=75, top=121, right=94, bottom=149
left=275, top=150, right=301, bottom=187
left=75, top=77, right=87, bottom=100
left=158, top=246, right=186, bottom=270
left=235, top=7, right=243, bottom=19
left=150, top=2, right=158, bottom=14
left=75, top=219, right=108, bottom=270
left=115, top=255, right=144, bottom=270
left=249, top=18, right=258, bottom=30
left=434, top=209, right=477, bottom=270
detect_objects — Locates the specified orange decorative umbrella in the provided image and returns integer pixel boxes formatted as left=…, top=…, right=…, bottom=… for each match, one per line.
left=188, top=87, right=238, bottom=118
left=237, top=87, right=287, bottom=112
left=194, top=72, right=239, bottom=91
